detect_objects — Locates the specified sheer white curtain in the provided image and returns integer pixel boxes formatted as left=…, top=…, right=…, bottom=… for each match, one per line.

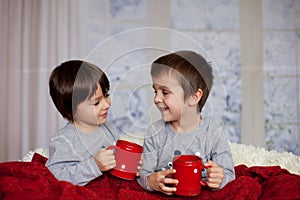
left=0, top=0, right=84, bottom=161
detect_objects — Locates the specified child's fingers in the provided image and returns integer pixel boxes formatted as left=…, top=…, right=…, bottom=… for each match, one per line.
left=159, top=182, right=176, bottom=195
left=139, top=157, right=143, bottom=165
left=204, top=160, right=216, bottom=167
left=97, top=148, right=112, bottom=156
left=204, top=161, right=224, bottom=189
left=105, top=149, right=115, bottom=155
left=206, top=181, right=221, bottom=189
left=208, top=167, right=223, bottom=177
left=206, top=173, right=223, bottom=188
left=158, top=175, right=177, bottom=195
left=161, top=169, right=176, bottom=176
left=95, top=148, right=115, bottom=164
left=163, top=177, right=178, bottom=185
left=136, top=165, right=142, bottom=177
left=103, top=159, right=116, bottom=167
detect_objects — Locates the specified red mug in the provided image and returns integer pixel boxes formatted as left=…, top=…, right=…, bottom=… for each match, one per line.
left=107, top=140, right=143, bottom=180
left=173, top=155, right=209, bottom=196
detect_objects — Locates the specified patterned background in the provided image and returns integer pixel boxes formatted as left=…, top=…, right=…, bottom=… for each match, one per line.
left=82, top=0, right=300, bottom=155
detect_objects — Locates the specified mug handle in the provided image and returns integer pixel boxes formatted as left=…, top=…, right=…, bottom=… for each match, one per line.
left=200, top=165, right=211, bottom=186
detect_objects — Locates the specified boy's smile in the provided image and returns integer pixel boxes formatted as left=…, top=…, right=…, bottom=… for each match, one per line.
left=152, top=73, right=184, bottom=124
left=152, top=73, right=202, bottom=133
left=158, top=106, right=169, bottom=113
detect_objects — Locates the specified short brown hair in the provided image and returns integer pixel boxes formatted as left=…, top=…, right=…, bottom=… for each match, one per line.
left=49, top=60, right=110, bottom=121
left=151, top=50, right=213, bottom=112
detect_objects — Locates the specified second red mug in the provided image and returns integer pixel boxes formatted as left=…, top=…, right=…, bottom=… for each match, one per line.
left=107, top=140, right=143, bottom=180
left=173, top=155, right=209, bottom=196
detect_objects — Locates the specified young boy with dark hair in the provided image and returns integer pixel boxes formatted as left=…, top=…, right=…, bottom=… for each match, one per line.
left=137, top=50, right=235, bottom=195
left=46, top=60, right=141, bottom=186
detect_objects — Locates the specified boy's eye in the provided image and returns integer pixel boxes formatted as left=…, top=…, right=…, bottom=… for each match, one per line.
left=105, top=93, right=110, bottom=98
left=162, top=90, right=169, bottom=95
left=94, top=101, right=100, bottom=106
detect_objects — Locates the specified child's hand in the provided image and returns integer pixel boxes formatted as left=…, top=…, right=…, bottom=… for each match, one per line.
left=204, top=160, right=224, bottom=189
left=94, top=148, right=116, bottom=172
left=147, top=169, right=178, bottom=195
left=135, top=157, right=143, bottom=177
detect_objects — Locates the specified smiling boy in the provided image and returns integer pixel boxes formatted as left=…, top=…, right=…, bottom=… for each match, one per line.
left=137, top=50, right=235, bottom=195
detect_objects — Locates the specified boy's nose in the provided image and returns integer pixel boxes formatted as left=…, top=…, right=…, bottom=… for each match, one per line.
left=154, top=94, right=162, bottom=104
left=102, top=97, right=111, bottom=109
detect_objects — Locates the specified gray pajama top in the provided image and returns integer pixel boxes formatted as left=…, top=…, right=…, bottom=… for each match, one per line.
left=137, top=117, right=235, bottom=190
left=46, top=122, right=119, bottom=186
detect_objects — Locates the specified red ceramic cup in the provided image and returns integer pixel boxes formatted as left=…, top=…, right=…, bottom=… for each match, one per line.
left=173, top=155, right=209, bottom=196
left=107, top=140, right=143, bottom=180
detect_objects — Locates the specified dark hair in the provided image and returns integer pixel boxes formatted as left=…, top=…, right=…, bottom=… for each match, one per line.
left=151, top=50, right=213, bottom=112
left=49, top=60, right=110, bottom=121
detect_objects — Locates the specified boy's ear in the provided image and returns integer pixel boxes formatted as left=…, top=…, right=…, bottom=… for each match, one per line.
left=189, top=88, right=203, bottom=106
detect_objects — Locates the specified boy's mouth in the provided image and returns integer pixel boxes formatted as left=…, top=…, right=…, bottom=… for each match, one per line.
left=100, top=112, right=108, bottom=118
left=158, top=106, right=169, bottom=113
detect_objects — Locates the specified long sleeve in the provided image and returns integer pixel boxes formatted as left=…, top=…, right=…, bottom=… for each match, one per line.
left=46, top=135, right=101, bottom=186
left=46, top=122, right=118, bottom=186
left=137, top=120, right=169, bottom=191
left=136, top=129, right=160, bottom=191
left=208, top=128, right=235, bottom=188
left=137, top=118, right=235, bottom=191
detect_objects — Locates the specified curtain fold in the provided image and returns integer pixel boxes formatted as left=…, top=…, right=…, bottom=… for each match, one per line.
left=0, top=0, right=83, bottom=161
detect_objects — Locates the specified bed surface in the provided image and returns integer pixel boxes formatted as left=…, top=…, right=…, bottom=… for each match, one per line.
left=1, top=152, right=300, bottom=200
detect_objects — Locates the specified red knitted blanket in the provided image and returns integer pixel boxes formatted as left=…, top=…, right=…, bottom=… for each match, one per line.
left=0, top=153, right=299, bottom=200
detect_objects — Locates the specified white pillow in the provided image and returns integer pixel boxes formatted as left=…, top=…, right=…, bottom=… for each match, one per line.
left=22, top=141, right=300, bottom=176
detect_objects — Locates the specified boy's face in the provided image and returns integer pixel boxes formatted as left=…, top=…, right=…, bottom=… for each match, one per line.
left=152, top=73, right=187, bottom=124
left=73, top=83, right=111, bottom=133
